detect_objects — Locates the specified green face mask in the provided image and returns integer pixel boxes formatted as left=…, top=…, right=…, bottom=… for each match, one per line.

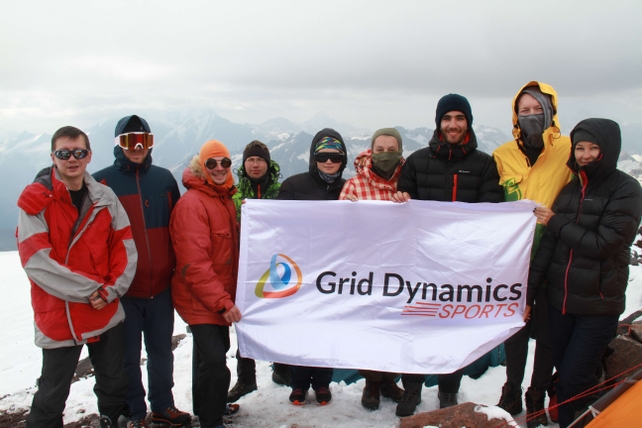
left=371, top=150, right=403, bottom=175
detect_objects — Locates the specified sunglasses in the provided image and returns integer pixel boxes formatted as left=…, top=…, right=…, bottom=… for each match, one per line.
left=53, top=149, right=90, bottom=160
left=205, top=157, right=232, bottom=169
left=314, top=152, right=343, bottom=163
left=115, top=132, right=154, bottom=150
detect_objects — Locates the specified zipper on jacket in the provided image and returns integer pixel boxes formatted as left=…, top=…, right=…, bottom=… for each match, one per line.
left=562, top=171, right=588, bottom=314
left=135, top=169, right=154, bottom=297
left=452, top=174, right=458, bottom=201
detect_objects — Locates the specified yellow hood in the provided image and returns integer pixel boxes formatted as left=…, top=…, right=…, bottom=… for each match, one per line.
left=511, top=81, right=562, bottom=143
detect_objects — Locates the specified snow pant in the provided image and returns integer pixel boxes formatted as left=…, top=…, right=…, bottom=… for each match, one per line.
left=235, top=348, right=256, bottom=383
left=359, top=370, right=399, bottom=383
left=290, top=366, right=333, bottom=391
left=401, top=369, right=464, bottom=393
left=548, top=306, right=618, bottom=428
left=26, top=322, right=129, bottom=428
left=122, top=288, right=176, bottom=420
left=503, top=286, right=554, bottom=390
left=190, top=324, right=230, bottom=428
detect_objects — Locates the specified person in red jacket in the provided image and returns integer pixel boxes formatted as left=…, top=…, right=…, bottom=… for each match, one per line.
left=17, top=126, right=137, bottom=428
left=170, top=140, right=242, bottom=428
left=93, top=115, right=189, bottom=428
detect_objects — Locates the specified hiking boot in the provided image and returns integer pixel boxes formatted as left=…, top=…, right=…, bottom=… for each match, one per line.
left=361, top=380, right=381, bottom=410
left=525, top=386, right=549, bottom=428
left=272, top=363, right=291, bottom=386
left=227, top=379, right=257, bottom=402
left=127, top=420, right=146, bottom=428
left=99, top=416, right=114, bottom=428
left=395, top=382, right=422, bottom=417
left=381, top=379, right=404, bottom=403
left=151, top=406, right=191, bottom=426
left=314, top=386, right=332, bottom=405
left=289, top=388, right=308, bottom=405
left=498, top=382, right=523, bottom=415
left=438, top=391, right=458, bottom=408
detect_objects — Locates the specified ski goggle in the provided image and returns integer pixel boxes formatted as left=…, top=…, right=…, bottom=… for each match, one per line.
left=114, top=132, right=154, bottom=150
left=205, top=157, right=232, bottom=169
left=53, top=149, right=90, bottom=160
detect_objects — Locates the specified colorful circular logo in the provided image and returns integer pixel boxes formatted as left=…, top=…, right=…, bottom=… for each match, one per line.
left=255, top=253, right=303, bottom=298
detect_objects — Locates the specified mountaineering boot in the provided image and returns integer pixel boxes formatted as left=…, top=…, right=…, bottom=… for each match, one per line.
left=395, top=382, right=422, bottom=417
left=272, top=362, right=291, bottom=386
left=380, top=379, right=404, bottom=402
left=361, top=380, right=381, bottom=410
left=525, top=386, right=549, bottom=428
left=438, top=390, right=458, bottom=408
left=227, top=378, right=258, bottom=402
left=497, top=382, right=523, bottom=415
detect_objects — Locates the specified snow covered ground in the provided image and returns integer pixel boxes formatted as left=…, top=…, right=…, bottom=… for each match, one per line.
left=1, top=250, right=641, bottom=427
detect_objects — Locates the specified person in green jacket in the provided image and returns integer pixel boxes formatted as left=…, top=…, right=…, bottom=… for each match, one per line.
left=232, top=140, right=282, bottom=220
left=228, top=140, right=285, bottom=403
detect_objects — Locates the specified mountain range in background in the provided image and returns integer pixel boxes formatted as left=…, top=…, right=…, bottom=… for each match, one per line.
left=1, top=109, right=642, bottom=251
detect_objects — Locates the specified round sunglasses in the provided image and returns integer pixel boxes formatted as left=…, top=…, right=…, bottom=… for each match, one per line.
left=205, top=157, right=232, bottom=169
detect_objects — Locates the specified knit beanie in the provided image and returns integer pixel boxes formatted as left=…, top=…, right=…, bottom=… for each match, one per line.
left=199, top=139, right=234, bottom=188
left=571, top=129, right=598, bottom=147
left=243, top=140, right=270, bottom=163
left=371, top=128, right=403, bottom=151
left=115, top=115, right=151, bottom=136
left=435, top=94, right=473, bottom=128
left=519, top=86, right=554, bottom=128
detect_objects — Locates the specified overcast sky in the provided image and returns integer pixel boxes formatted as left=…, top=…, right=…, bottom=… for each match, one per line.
left=1, top=0, right=641, bottom=137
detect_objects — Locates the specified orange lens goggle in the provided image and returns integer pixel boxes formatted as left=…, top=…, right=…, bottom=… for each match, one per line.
left=115, top=132, right=154, bottom=150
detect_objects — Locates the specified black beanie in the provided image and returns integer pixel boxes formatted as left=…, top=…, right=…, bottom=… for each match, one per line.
left=115, top=115, right=151, bottom=137
left=243, top=140, right=270, bottom=163
left=435, top=94, right=473, bottom=128
left=571, top=129, right=598, bottom=148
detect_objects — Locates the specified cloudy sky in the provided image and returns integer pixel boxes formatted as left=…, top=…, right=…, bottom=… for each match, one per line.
left=1, top=0, right=641, bottom=136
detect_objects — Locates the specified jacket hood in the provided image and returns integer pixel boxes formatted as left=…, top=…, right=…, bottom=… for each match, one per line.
left=308, top=128, right=348, bottom=178
left=182, top=155, right=236, bottom=197
left=567, top=118, right=620, bottom=178
left=429, top=128, right=478, bottom=161
left=512, top=81, right=562, bottom=141
left=113, top=145, right=152, bottom=172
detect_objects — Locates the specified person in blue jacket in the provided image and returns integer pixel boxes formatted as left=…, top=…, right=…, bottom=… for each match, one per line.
left=94, top=115, right=190, bottom=427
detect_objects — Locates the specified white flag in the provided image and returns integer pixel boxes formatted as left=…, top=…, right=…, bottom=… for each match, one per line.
left=236, top=199, right=536, bottom=374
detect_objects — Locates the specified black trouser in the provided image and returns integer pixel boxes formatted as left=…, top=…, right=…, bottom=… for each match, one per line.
left=359, top=370, right=399, bottom=383
left=235, top=348, right=256, bottom=383
left=290, top=366, right=333, bottom=391
left=503, top=286, right=553, bottom=390
left=122, top=288, right=176, bottom=420
left=401, top=369, right=464, bottom=393
left=549, top=307, right=617, bottom=428
left=191, top=324, right=230, bottom=428
left=27, top=323, right=129, bottom=428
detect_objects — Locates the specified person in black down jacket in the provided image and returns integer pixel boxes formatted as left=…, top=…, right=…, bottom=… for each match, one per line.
left=276, top=128, right=348, bottom=406
left=277, top=128, right=348, bottom=201
left=526, top=118, right=642, bottom=428
left=392, top=94, right=503, bottom=417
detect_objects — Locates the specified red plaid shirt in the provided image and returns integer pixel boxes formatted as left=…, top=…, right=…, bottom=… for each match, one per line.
left=339, top=149, right=405, bottom=201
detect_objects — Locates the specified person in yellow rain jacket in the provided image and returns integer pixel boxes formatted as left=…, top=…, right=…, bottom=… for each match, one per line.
left=493, top=81, right=572, bottom=428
